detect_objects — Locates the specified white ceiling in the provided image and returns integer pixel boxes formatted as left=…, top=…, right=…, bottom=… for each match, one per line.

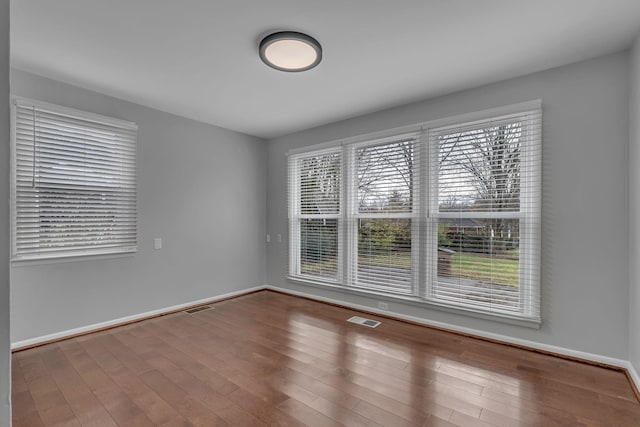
left=11, top=1, right=640, bottom=139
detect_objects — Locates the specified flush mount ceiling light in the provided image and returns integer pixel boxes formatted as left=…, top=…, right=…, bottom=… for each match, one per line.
left=259, top=31, right=322, bottom=72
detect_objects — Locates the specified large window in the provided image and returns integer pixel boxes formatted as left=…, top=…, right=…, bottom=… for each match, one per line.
left=289, top=103, right=541, bottom=323
left=288, top=148, right=342, bottom=281
left=11, top=98, right=138, bottom=261
left=349, top=136, right=419, bottom=295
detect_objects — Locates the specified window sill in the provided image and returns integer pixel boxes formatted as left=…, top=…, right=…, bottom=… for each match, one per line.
left=11, top=249, right=137, bottom=267
left=287, top=275, right=541, bottom=329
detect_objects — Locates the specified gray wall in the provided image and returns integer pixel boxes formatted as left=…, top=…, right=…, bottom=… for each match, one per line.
left=10, top=70, right=267, bottom=343
left=0, top=0, right=10, bottom=423
left=630, top=33, right=640, bottom=373
left=266, top=52, right=631, bottom=359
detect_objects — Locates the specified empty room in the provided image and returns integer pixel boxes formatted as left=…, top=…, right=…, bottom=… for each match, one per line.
left=2, top=0, right=640, bottom=426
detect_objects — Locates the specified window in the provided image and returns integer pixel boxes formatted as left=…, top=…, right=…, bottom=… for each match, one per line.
left=11, top=98, right=138, bottom=261
left=349, top=136, right=420, bottom=295
left=428, top=111, right=541, bottom=319
left=288, top=148, right=342, bottom=281
left=288, top=102, right=541, bottom=323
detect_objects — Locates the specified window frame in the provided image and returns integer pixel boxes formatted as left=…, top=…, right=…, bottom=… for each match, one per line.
left=287, top=101, right=542, bottom=326
left=10, top=97, right=138, bottom=262
left=345, top=134, right=422, bottom=296
left=288, top=146, right=343, bottom=283
left=426, top=111, right=541, bottom=319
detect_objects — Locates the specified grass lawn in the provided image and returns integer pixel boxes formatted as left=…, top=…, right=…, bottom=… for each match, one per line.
left=301, top=249, right=520, bottom=287
left=301, top=258, right=337, bottom=277
left=358, top=252, right=411, bottom=269
left=451, top=252, right=519, bottom=286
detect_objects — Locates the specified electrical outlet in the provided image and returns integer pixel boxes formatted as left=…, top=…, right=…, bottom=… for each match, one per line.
left=154, top=238, right=162, bottom=250
left=266, top=234, right=271, bottom=243
left=277, top=234, right=282, bottom=243
left=378, top=302, right=389, bottom=310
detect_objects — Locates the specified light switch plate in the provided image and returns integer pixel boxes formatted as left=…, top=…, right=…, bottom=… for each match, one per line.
left=154, top=238, right=162, bottom=250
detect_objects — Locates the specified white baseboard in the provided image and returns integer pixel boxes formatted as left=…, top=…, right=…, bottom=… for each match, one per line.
left=626, top=361, right=640, bottom=396
left=265, top=285, right=630, bottom=370
left=11, top=285, right=266, bottom=351
left=12, top=283, right=640, bottom=397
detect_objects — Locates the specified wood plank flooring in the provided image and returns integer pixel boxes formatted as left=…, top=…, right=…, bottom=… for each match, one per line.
left=12, top=290, right=640, bottom=426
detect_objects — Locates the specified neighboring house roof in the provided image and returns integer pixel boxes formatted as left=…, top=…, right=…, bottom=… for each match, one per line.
left=440, top=218, right=485, bottom=228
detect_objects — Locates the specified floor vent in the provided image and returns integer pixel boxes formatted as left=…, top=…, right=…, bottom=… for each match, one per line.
left=347, top=316, right=381, bottom=328
left=185, top=305, right=213, bottom=314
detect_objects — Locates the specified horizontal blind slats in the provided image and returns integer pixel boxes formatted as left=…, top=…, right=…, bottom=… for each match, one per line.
left=429, top=108, right=541, bottom=319
left=349, top=138, right=418, bottom=293
left=289, top=149, right=342, bottom=281
left=287, top=105, right=541, bottom=322
left=15, top=131, right=136, bottom=156
left=12, top=100, right=138, bottom=260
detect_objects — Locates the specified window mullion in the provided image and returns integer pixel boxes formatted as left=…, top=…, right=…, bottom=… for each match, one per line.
left=424, top=130, right=439, bottom=300
left=416, top=131, right=428, bottom=298
left=342, top=145, right=355, bottom=287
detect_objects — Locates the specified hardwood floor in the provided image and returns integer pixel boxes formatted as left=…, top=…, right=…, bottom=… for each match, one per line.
left=12, top=290, right=640, bottom=426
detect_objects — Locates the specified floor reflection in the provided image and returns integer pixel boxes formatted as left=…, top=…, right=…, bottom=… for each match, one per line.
left=286, top=306, right=534, bottom=424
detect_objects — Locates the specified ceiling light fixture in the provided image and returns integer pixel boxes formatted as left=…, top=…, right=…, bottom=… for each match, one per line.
left=259, top=31, right=322, bottom=72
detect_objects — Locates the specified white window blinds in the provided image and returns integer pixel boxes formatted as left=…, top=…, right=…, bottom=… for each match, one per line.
left=287, top=102, right=541, bottom=324
left=288, top=148, right=342, bottom=281
left=348, top=135, right=421, bottom=295
left=428, top=110, right=541, bottom=320
left=11, top=98, right=138, bottom=260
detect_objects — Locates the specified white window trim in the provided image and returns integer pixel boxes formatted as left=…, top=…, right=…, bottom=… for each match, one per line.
left=426, top=110, right=541, bottom=320
left=287, top=100, right=542, bottom=326
left=285, top=100, right=542, bottom=157
left=287, top=275, right=541, bottom=328
left=10, top=96, right=138, bottom=263
left=12, top=97, right=137, bottom=130
left=345, top=133, right=422, bottom=296
left=288, top=146, right=343, bottom=283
